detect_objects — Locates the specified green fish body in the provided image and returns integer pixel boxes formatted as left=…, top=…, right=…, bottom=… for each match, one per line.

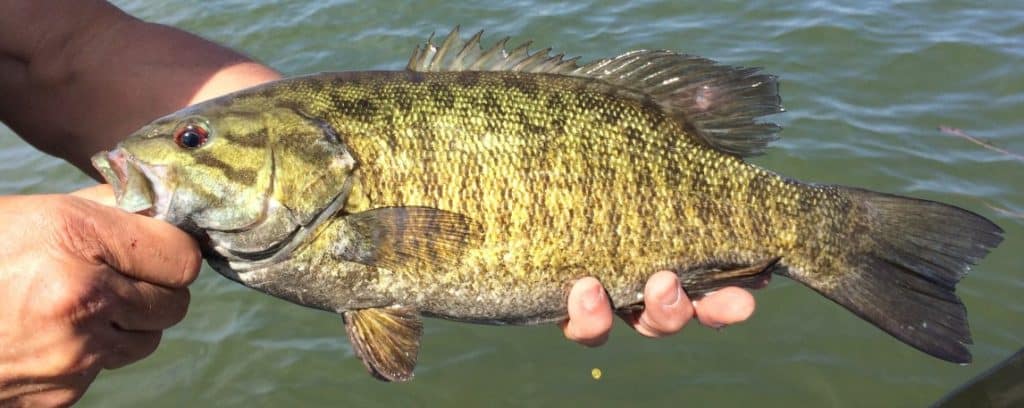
left=92, top=28, right=1003, bottom=381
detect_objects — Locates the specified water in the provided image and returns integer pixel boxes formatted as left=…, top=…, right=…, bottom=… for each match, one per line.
left=2, top=0, right=1021, bottom=406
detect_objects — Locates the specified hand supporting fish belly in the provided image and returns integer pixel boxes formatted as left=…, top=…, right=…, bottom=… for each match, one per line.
left=92, top=27, right=1003, bottom=381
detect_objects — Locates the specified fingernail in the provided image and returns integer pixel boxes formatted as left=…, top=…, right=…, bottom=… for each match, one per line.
left=660, top=285, right=682, bottom=307
left=690, top=290, right=714, bottom=309
left=582, top=284, right=603, bottom=312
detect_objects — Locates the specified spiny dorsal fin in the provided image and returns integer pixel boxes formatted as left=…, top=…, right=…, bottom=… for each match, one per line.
left=407, top=26, right=581, bottom=74
left=406, top=27, right=784, bottom=157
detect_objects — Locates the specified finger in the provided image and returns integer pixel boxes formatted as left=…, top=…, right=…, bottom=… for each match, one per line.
left=57, top=197, right=202, bottom=288
left=692, top=286, right=756, bottom=328
left=105, top=271, right=191, bottom=331
left=629, top=271, right=693, bottom=337
left=70, top=184, right=116, bottom=206
left=559, top=277, right=612, bottom=347
left=100, top=330, right=162, bottom=369
left=21, top=368, right=100, bottom=407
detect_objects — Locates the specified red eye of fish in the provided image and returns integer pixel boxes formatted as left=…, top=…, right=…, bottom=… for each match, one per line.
left=174, top=123, right=210, bottom=149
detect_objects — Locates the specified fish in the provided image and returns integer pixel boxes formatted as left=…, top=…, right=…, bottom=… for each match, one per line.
left=91, top=27, right=1003, bottom=381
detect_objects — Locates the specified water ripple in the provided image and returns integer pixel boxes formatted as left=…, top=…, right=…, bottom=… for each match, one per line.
left=46, top=1, right=1022, bottom=406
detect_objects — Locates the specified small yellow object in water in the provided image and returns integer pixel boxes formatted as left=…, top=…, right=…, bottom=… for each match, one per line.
left=591, top=368, right=602, bottom=380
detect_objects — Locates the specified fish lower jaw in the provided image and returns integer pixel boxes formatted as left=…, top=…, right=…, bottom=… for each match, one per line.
left=135, top=163, right=172, bottom=218
left=92, top=149, right=161, bottom=214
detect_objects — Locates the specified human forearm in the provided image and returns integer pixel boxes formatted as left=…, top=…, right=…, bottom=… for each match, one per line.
left=0, top=0, right=281, bottom=177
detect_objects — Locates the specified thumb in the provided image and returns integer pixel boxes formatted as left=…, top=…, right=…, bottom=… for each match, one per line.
left=58, top=192, right=202, bottom=288
left=70, top=184, right=116, bottom=207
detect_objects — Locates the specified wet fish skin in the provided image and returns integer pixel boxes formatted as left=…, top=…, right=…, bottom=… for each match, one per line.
left=238, top=70, right=829, bottom=319
left=91, top=28, right=1003, bottom=381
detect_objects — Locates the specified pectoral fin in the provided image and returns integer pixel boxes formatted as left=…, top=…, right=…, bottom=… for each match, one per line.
left=343, top=306, right=423, bottom=382
left=343, top=207, right=484, bottom=272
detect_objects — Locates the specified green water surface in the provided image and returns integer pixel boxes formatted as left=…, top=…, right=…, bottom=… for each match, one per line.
left=1, top=1, right=1021, bottom=406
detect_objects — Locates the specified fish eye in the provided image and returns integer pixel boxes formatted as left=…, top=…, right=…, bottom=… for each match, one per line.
left=173, top=121, right=210, bottom=149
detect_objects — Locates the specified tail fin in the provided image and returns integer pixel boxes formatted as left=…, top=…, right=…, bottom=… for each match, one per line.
left=779, top=188, right=1003, bottom=363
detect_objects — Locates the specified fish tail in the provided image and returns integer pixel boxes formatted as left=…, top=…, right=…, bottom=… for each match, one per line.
left=779, top=187, right=1003, bottom=363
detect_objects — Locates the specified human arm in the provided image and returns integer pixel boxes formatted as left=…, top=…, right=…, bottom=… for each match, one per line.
left=0, top=0, right=282, bottom=177
left=0, top=1, right=280, bottom=405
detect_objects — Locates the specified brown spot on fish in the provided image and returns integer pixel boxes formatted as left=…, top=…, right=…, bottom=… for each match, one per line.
left=193, top=152, right=258, bottom=184
left=330, top=75, right=348, bottom=89
left=390, top=86, right=414, bottom=112
left=624, top=127, right=643, bottom=146
left=481, top=89, right=506, bottom=116
left=305, top=78, right=326, bottom=94
left=575, top=92, right=603, bottom=110
left=504, top=75, right=540, bottom=97
left=257, top=86, right=279, bottom=99
left=222, top=129, right=269, bottom=150
left=285, top=103, right=350, bottom=145
left=381, top=127, right=400, bottom=151
left=429, top=82, right=457, bottom=110
left=454, top=72, right=481, bottom=87
left=549, top=117, right=567, bottom=134
left=544, top=92, right=566, bottom=112
left=328, top=94, right=379, bottom=123
left=639, top=98, right=663, bottom=120
left=407, top=71, right=426, bottom=84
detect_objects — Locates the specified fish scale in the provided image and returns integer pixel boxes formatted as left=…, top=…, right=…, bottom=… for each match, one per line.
left=284, top=70, right=818, bottom=315
left=92, top=28, right=1002, bottom=381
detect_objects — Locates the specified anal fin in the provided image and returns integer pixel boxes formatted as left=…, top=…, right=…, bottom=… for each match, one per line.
left=343, top=306, right=423, bottom=382
left=615, top=257, right=779, bottom=320
left=678, top=256, right=780, bottom=296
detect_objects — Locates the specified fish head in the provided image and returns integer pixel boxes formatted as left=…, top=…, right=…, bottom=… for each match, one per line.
left=91, top=102, right=275, bottom=233
left=91, top=89, right=357, bottom=248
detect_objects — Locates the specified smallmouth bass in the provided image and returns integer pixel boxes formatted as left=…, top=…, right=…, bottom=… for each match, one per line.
left=92, top=28, right=1003, bottom=381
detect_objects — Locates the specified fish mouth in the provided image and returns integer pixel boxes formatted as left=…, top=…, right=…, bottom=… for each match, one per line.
left=91, top=149, right=166, bottom=216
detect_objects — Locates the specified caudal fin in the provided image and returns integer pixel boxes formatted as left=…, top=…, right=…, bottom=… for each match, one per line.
left=780, top=188, right=1003, bottom=363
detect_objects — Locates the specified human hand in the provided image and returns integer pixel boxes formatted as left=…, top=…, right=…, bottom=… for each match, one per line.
left=560, top=272, right=757, bottom=346
left=0, top=185, right=201, bottom=407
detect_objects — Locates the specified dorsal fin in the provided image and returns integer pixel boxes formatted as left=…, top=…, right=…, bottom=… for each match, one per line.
left=406, top=27, right=784, bottom=157
left=406, top=26, right=581, bottom=74
left=575, top=51, right=783, bottom=156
